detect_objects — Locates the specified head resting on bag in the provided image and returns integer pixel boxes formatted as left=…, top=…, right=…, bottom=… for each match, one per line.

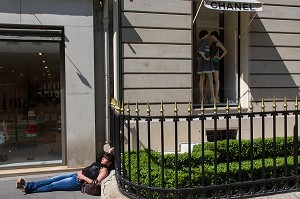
left=103, top=153, right=114, bottom=163
left=101, top=147, right=115, bottom=170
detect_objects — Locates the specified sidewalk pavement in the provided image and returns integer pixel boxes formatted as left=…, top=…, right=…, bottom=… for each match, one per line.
left=254, top=192, right=300, bottom=199
left=0, top=170, right=127, bottom=199
left=1, top=171, right=300, bottom=199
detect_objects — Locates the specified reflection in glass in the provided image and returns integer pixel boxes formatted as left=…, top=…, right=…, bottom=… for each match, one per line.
left=0, top=41, right=62, bottom=167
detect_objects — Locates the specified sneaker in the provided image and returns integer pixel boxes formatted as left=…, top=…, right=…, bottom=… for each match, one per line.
left=16, top=178, right=25, bottom=189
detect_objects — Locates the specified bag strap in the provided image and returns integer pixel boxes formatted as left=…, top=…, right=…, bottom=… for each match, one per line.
left=94, top=179, right=101, bottom=185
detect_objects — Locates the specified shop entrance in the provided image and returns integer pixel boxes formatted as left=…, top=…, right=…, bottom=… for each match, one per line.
left=0, top=25, right=64, bottom=167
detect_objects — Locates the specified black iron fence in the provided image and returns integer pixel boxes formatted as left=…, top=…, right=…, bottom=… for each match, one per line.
left=111, top=98, right=300, bottom=199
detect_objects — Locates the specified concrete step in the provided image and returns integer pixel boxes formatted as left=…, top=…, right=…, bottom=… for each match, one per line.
left=101, top=170, right=128, bottom=199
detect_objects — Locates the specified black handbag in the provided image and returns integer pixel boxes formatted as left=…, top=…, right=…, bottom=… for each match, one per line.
left=81, top=180, right=101, bottom=196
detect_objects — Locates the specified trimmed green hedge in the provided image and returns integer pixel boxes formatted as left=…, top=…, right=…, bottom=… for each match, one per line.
left=193, top=136, right=298, bottom=163
left=125, top=152, right=298, bottom=188
left=124, top=137, right=299, bottom=188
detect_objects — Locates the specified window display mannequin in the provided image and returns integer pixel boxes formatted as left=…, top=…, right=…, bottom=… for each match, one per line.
left=210, top=31, right=227, bottom=103
left=197, top=30, right=215, bottom=103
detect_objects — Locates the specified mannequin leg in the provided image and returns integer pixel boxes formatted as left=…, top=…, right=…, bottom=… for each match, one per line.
left=199, top=74, right=206, bottom=103
left=207, top=73, right=214, bottom=103
left=213, top=71, right=220, bottom=103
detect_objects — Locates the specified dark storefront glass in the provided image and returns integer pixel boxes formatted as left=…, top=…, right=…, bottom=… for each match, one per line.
left=0, top=40, right=62, bottom=167
left=193, top=2, right=238, bottom=107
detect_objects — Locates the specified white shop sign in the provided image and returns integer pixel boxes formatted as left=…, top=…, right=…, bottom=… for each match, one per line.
left=204, top=0, right=262, bottom=12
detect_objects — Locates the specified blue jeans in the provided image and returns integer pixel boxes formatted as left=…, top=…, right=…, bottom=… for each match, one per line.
left=25, top=173, right=83, bottom=194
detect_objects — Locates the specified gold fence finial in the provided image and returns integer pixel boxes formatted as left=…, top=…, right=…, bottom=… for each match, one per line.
left=261, top=98, right=265, bottom=112
left=116, top=100, right=120, bottom=112
left=120, top=101, right=124, bottom=114
left=126, top=101, right=131, bottom=116
left=110, top=98, right=116, bottom=108
left=226, top=98, right=230, bottom=114
left=295, top=96, right=299, bottom=111
left=272, top=97, right=277, bottom=112
left=174, top=101, right=178, bottom=116
left=249, top=98, right=253, bottom=113
left=160, top=101, right=164, bottom=116
left=284, top=96, right=288, bottom=111
left=200, top=98, right=205, bottom=115
left=147, top=101, right=151, bottom=116
left=188, top=100, right=192, bottom=116
left=238, top=98, right=242, bottom=113
left=213, top=97, right=218, bottom=114
left=135, top=101, right=140, bottom=116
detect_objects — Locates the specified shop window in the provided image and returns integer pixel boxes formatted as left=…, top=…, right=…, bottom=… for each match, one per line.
left=0, top=25, right=63, bottom=167
left=193, top=2, right=238, bottom=107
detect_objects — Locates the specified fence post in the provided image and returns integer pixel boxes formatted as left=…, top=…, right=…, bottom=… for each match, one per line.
left=248, top=98, right=255, bottom=195
left=283, top=97, right=289, bottom=184
left=260, top=98, right=267, bottom=193
left=212, top=99, right=218, bottom=194
left=135, top=102, right=141, bottom=197
left=187, top=100, right=193, bottom=191
left=237, top=99, right=243, bottom=186
left=120, top=102, right=125, bottom=179
left=225, top=99, right=231, bottom=196
left=272, top=97, right=278, bottom=190
left=174, top=101, right=179, bottom=193
left=200, top=99, right=206, bottom=190
left=126, top=103, right=131, bottom=182
left=160, top=101, right=165, bottom=191
left=294, top=97, right=299, bottom=189
left=146, top=102, right=152, bottom=191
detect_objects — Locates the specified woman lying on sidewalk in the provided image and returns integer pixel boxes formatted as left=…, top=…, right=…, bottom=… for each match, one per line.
left=16, top=148, right=114, bottom=194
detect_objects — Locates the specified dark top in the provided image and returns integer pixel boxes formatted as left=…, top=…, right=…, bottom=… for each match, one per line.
left=197, top=39, right=214, bottom=74
left=210, top=41, right=218, bottom=57
left=210, top=41, right=220, bottom=71
left=82, top=162, right=108, bottom=180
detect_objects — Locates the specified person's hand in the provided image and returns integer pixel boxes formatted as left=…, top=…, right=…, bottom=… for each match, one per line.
left=205, top=57, right=210, bottom=61
left=77, top=170, right=84, bottom=180
left=108, top=147, right=114, bottom=154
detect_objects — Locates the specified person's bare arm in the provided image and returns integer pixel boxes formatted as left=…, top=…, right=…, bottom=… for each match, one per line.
left=199, top=52, right=210, bottom=61
left=216, top=41, right=227, bottom=60
left=77, top=171, right=93, bottom=184
left=96, top=167, right=109, bottom=183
